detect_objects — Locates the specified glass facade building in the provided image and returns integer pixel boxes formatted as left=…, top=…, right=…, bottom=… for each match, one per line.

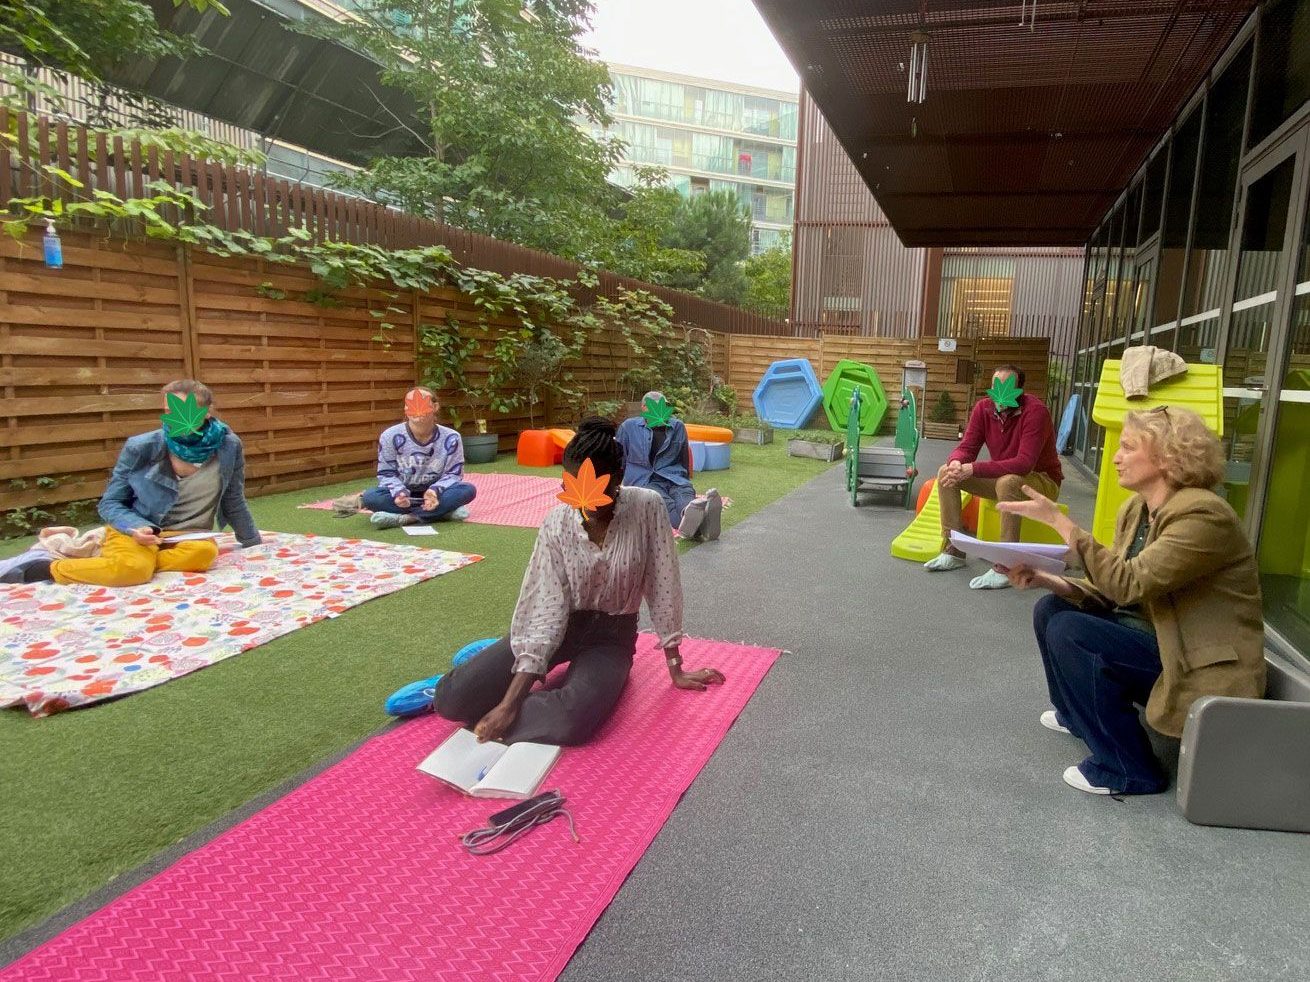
left=1067, top=0, right=1310, bottom=667
left=597, top=66, right=798, bottom=254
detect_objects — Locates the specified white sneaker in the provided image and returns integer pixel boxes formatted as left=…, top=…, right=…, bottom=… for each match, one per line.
left=923, top=552, right=967, bottom=572
left=448, top=505, right=471, bottom=522
left=1062, top=765, right=1114, bottom=796
left=969, top=569, right=1012, bottom=590
left=1040, top=710, right=1071, bottom=734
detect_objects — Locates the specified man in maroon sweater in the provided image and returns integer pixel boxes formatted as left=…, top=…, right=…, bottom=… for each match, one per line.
left=924, top=365, right=1063, bottom=590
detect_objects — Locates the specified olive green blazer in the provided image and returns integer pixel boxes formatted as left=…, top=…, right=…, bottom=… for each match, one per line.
left=1064, top=487, right=1266, bottom=737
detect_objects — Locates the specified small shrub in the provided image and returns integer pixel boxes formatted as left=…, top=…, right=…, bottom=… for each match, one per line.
left=928, top=391, right=958, bottom=423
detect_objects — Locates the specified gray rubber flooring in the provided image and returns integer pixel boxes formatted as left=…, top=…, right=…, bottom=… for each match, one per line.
left=561, top=441, right=1310, bottom=982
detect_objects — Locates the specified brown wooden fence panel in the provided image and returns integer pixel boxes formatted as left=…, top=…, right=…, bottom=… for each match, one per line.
left=188, top=251, right=417, bottom=496
left=0, top=232, right=190, bottom=510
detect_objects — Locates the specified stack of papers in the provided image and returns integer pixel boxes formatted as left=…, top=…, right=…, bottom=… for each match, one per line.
left=949, top=531, right=1069, bottom=574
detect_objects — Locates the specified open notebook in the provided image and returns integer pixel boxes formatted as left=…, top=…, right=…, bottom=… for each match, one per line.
left=417, top=727, right=560, bottom=799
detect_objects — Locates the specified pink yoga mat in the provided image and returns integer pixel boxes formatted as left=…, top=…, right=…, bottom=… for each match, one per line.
left=300, top=472, right=563, bottom=528
left=5, top=636, right=779, bottom=982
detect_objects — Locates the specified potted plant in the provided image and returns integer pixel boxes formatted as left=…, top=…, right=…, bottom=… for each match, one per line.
left=786, top=430, right=845, bottom=462
left=924, top=390, right=961, bottom=441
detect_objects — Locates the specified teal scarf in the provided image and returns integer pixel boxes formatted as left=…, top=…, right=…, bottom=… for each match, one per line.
left=165, top=417, right=229, bottom=464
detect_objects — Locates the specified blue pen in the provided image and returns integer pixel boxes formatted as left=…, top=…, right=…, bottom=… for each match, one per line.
left=477, top=765, right=490, bottom=782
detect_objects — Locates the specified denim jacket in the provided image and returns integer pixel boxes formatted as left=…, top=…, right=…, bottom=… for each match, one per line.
left=98, top=430, right=262, bottom=547
left=615, top=416, right=692, bottom=488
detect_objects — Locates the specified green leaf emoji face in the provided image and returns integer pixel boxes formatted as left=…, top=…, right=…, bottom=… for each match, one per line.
left=642, top=396, right=675, bottom=427
left=987, top=374, right=1023, bottom=411
left=161, top=391, right=208, bottom=438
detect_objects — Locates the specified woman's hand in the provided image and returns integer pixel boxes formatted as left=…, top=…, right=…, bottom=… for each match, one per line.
left=672, top=667, right=726, bottom=691
left=996, top=484, right=1061, bottom=525
left=996, top=485, right=1078, bottom=543
left=393, top=492, right=412, bottom=510
left=474, top=701, right=521, bottom=743
left=423, top=488, right=440, bottom=512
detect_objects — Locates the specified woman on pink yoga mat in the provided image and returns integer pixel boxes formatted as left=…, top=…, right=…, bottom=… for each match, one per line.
left=433, top=417, right=725, bottom=745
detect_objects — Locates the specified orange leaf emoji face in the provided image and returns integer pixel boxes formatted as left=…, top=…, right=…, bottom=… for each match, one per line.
left=557, top=459, right=613, bottom=516
left=404, top=389, right=434, bottom=418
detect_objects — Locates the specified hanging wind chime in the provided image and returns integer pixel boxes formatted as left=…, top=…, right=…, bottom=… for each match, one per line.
left=906, top=30, right=929, bottom=105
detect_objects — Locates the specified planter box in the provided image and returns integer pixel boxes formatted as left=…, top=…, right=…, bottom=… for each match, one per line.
left=733, top=426, right=774, bottom=445
left=923, top=421, right=961, bottom=441
left=787, top=439, right=844, bottom=462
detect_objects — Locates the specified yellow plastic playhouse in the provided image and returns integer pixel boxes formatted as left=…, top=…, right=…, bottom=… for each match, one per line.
left=1089, top=359, right=1224, bottom=545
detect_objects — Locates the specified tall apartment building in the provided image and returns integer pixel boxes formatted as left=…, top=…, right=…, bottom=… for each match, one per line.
left=595, top=65, right=798, bottom=254
left=792, top=89, right=1084, bottom=342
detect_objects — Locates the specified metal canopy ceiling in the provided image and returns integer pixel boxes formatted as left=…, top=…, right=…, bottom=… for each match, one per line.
left=754, top=1, right=1259, bottom=246
left=105, top=0, right=426, bottom=165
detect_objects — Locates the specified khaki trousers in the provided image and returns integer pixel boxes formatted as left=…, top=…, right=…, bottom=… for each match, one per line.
left=938, top=466, right=1060, bottom=545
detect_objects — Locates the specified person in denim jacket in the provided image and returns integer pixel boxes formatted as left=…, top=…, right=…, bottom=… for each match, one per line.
left=31, top=379, right=260, bottom=587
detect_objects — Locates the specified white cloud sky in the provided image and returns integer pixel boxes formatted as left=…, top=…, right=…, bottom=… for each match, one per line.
left=581, top=0, right=799, bottom=94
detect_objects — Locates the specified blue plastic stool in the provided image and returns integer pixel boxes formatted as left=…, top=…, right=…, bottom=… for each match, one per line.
left=701, top=442, right=731, bottom=470
left=384, top=637, right=499, bottom=717
left=690, top=440, right=707, bottom=471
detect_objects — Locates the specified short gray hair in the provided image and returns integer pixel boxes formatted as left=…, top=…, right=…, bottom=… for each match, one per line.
left=643, top=390, right=665, bottom=404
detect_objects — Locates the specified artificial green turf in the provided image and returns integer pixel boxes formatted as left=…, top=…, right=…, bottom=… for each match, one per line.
left=0, top=442, right=835, bottom=942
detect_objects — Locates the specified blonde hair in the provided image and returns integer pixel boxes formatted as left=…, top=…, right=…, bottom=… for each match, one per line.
left=1122, top=407, right=1224, bottom=489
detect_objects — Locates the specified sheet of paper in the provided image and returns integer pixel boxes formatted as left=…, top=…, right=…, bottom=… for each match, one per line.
left=949, top=530, right=1069, bottom=574
left=401, top=524, right=438, bottom=536
left=160, top=531, right=221, bottom=543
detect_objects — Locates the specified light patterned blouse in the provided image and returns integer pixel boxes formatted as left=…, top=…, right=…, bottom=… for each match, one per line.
left=509, top=485, right=684, bottom=675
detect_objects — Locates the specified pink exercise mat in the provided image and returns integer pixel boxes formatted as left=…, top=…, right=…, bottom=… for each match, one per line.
left=4, top=636, right=780, bottom=982
left=300, top=472, right=563, bottom=528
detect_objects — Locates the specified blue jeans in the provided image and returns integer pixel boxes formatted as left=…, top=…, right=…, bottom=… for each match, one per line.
left=648, top=475, right=697, bottom=528
left=1033, top=595, right=1168, bottom=795
left=361, top=482, right=477, bottom=523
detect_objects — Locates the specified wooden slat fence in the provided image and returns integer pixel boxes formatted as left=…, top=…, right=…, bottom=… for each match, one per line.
left=1, top=226, right=1055, bottom=515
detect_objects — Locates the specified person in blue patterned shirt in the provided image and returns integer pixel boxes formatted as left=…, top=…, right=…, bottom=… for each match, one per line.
left=360, top=388, right=478, bottom=529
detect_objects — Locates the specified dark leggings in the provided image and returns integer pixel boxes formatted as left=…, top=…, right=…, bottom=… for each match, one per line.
left=432, top=611, right=638, bottom=745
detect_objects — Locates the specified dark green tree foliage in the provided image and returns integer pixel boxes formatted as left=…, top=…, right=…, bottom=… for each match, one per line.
left=660, top=188, right=751, bottom=305
left=0, top=1, right=222, bottom=124
left=741, top=232, right=791, bottom=319
left=306, top=0, right=621, bottom=260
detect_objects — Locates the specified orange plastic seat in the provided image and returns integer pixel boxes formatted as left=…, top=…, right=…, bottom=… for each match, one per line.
left=516, top=430, right=558, bottom=467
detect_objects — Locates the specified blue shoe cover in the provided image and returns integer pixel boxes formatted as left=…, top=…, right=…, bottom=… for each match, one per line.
left=451, top=637, right=498, bottom=667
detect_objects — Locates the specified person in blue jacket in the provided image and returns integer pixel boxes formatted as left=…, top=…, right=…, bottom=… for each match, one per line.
left=2, top=379, right=261, bottom=586
left=615, top=391, right=721, bottom=539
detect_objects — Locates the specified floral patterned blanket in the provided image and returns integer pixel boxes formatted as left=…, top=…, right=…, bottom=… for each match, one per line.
left=0, top=533, right=481, bottom=717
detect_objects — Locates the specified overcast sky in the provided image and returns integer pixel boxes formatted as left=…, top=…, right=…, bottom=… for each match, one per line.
left=581, top=0, right=800, bottom=94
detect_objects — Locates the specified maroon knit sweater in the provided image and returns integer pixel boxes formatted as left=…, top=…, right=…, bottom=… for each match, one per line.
left=947, top=393, right=1063, bottom=483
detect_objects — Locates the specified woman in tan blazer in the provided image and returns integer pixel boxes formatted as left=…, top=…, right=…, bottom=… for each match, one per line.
left=998, top=406, right=1265, bottom=796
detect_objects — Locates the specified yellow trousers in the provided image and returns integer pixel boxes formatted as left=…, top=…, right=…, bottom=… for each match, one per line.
left=50, top=527, right=219, bottom=587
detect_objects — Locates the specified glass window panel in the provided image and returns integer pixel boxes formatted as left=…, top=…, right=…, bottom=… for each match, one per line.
left=1153, top=110, right=1202, bottom=341
left=1182, top=43, right=1252, bottom=318
left=1233, top=156, right=1294, bottom=301
left=1256, top=189, right=1310, bottom=659
left=1143, top=150, right=1167, bottom=240
left=1218, top=156, right=1297, bottom=532
left=1249, top=0, right=1310, bottom=150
